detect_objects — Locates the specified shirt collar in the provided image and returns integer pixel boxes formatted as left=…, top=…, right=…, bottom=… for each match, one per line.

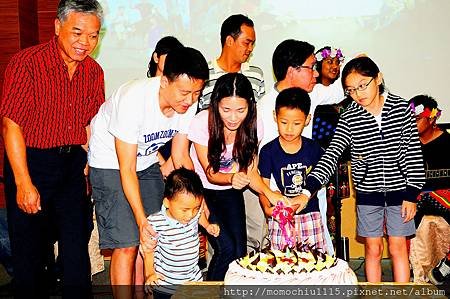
left=47, top=36, right=86, bottom=72
left=212, top=59, right=250, bottom=73
left=160, top=204, right=200, bottom=228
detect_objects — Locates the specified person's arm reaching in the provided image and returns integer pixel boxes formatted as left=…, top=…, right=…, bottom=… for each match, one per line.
left=198, top=200, right=220, bottom=237
left=193, top=142, right=250, bottom=188
left=115, top=138, right=156, bottom=252
left=171, top=132, right=194, bottom=170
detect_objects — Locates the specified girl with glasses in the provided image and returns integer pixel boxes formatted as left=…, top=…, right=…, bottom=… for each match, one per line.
left=302, top=56, right=425, bottom=283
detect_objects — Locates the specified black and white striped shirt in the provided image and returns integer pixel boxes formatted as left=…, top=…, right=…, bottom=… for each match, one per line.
left=197, top=60, right=265, bottom=111
left=148, top=205, right=202, bottom=295
left=306, top=92, right=425, bottom=205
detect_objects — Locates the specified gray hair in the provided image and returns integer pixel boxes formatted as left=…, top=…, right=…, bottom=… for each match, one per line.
left=57, top=0, right=103, bottom=24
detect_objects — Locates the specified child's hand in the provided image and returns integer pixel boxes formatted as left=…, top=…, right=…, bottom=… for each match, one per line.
left=145, top=273, right=164, bottom=294
left=401, top=201, right=416, bottom=223
left=290, top=194, right=309, bottom=213
left=206, top=223, right=220, bottom=237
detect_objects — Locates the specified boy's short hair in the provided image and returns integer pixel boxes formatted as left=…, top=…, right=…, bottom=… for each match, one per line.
left=275, top=87, right=311, bottom=115
left=163, top=47, right=209, bottom=82
left=164, top=167, right=204, bottom=200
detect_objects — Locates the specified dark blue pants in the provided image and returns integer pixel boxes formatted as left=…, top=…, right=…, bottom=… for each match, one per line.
left=204, top=188, right=246, bottom=281
left=4, top=146, right=92, bottom=298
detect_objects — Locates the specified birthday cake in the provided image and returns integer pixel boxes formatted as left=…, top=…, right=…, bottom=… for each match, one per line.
left=225, top=201, right=357, bottom=285
left=224, top=244, right=357, bottom=285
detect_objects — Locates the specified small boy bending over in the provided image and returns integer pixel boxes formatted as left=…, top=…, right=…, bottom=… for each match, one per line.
left=258, top=87, right=328, bottom=252
left=143, top=168, right=219, bottom=298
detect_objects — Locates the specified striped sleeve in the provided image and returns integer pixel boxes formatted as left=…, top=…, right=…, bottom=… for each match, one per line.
left=401, top=103, right=425, bottom=201
left=306, top=116, right=352, bottom=193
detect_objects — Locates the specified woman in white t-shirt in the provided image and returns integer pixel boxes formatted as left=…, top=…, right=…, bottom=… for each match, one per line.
left=308, top=46, right=347, bottom=255
left=188, top=73, right=286, bottom=280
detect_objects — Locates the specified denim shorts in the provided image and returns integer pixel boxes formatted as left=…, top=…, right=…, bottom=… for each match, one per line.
left=90, top=163, right=164, bottom=249
left=357, top=204, right=416, bottom=237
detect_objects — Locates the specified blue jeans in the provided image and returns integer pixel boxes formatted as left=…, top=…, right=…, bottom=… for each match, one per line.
left=204, top=188, right=246, bottom=281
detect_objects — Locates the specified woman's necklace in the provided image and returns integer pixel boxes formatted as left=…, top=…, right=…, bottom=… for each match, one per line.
left=225, top=130, right=236, bottom=145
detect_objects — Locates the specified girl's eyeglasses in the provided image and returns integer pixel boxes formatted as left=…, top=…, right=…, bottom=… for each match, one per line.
left=344, top=77, right=374, bottom=96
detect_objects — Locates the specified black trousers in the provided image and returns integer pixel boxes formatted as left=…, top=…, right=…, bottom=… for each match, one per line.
left=204, top=188, right=247, bottom=281
left=4, top=146, right=92, bottom=298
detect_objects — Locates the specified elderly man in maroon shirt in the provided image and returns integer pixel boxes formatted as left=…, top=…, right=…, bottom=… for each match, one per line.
left=0, top=1, right=104, bottom=297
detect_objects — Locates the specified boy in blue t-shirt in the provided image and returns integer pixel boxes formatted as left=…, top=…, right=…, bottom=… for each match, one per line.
left=258, top=87, right=328, bottom=252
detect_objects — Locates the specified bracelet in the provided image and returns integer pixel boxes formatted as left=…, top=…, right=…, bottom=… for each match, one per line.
left=301, top=189, right=311, bottom=198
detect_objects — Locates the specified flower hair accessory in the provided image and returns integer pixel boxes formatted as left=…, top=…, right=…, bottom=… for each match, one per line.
left=315, top=48, right=345, bottom=63
left=409, top=102, right=442, bottom=119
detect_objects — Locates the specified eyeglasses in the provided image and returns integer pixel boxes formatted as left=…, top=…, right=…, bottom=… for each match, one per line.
left=344, top=78, right=374, bottom=96
left=296, top=63, right=318, bottom=72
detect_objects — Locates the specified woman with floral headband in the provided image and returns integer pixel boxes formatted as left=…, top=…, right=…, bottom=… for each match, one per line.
left=315, top=46, right=344, bottom=86
left=305, top=46, right=347, bottom=255
left=408, top=94, right=450, bottom=284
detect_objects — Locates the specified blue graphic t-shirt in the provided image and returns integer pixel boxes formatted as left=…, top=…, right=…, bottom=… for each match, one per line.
left=258, top=137, right=324, bottom=214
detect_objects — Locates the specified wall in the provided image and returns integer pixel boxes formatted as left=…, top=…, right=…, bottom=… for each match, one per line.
left=96, top=0, right=450, bottom=123
left=340, top=164, right=389, bottom=258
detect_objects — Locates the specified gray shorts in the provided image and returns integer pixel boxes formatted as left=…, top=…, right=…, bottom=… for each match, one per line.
left=90, top=163, right=164, bottom=249
left=357, top=204, right=416, bottom=237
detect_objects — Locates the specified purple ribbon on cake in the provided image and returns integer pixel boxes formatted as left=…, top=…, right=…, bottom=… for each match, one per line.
left=272, top=201, right=296, bottom=248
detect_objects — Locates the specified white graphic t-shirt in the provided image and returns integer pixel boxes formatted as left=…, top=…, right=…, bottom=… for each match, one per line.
left=88, top=77, right=196, bottom=171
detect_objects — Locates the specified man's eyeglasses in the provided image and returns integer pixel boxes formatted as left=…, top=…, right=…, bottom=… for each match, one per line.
left=296, top=63, right=318, bottom=72
left=344, top=77, right=374, bottom=96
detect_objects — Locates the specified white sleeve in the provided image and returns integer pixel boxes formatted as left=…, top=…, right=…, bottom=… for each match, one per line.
left=108, top=82, right=143, bottom=144
left=309, top=79, right=345, bottom=106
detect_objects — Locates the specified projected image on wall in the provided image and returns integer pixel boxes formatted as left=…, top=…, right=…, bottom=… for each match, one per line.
left=95, top=0, right=450, bottom=122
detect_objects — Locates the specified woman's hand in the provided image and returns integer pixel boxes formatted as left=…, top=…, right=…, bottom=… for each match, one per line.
left=401, top=201, right=417, bottom=223
left=265, top=190, right=288, bottom=206
left=230, top=172, right=250, bottom=189
left=263, top=206, right=275, bottom=217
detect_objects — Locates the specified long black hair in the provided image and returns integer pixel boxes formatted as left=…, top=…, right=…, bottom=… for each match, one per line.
left=147, top=36, right=183, bottom=78
left=207, top=73, right=258, bottom=173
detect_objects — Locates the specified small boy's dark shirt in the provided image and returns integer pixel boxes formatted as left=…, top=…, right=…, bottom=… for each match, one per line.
left=258, top=136, right=324, bottom=214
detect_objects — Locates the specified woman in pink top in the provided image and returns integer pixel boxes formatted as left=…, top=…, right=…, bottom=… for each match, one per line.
left=188, top=73, right=286, bottom=280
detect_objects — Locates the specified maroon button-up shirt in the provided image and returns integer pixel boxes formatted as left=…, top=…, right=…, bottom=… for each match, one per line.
left=0, top=36, right=105, bottom=148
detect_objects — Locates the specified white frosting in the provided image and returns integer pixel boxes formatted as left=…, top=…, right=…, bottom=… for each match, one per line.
left=224, top=258, right=358, bottom=285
